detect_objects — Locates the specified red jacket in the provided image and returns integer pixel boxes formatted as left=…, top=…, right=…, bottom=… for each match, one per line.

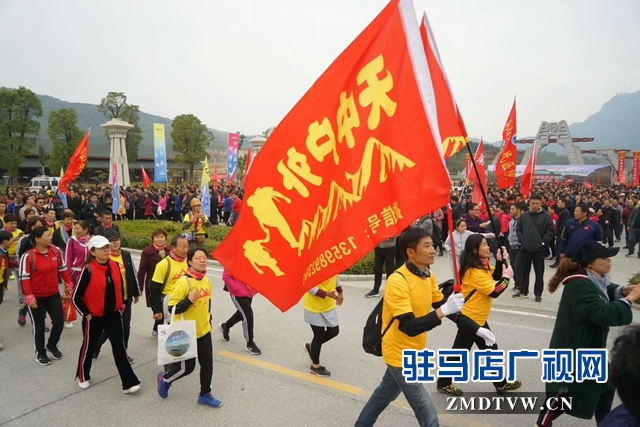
left=232, top=198, right=242, bottom=213
left=73, top=259, right=124, bottom=317
left=20, top=245, right=72, bottom=299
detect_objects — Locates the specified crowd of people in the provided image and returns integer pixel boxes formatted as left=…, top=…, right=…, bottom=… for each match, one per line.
left=0, top=179, right=639, bottom=425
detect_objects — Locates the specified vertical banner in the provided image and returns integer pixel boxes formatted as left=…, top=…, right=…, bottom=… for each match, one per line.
left=153, top=123, right=168, bottom=183
left=618, top=151, right=626, bottom=184
left=228, top=133, right=239, bottom=183
left=465, top=152, right=472, bottom=180
left=112, top=162, right=121, bottom=215
left=633, top=151, right=640, bottom=185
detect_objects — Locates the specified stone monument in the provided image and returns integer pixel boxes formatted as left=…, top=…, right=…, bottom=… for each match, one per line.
left=102, top=118, right=134, bottom=188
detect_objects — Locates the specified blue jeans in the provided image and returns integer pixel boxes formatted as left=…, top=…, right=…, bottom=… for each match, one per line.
left=355, top=365, right=439, bottom=427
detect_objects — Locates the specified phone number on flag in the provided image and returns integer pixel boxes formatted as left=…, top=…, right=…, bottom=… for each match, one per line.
left=303, top=237, right=357, bottom=285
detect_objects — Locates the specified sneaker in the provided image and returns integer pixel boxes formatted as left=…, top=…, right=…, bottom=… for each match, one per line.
left=512, top=293, right=529, bottom=299
left=46, top=344, right=63, bottom=360
left=623, top=246, right=628, bottom=249
left=218, top=323, right=230, bottom=342
left=151, top=330, right=158, bottom=339
left=127, top=355, right=135, bottom=364
left=17, top=312, right=26, bottom=327
left=64, top=322, right=73, bottom=329
left=437, top=384, right=463, bottom=396
left=37, top=354, right=52, bottom=366
left=304, top=343, right=312, bottom=362
left=157, top=372, right=170, bottom=399
left=93, top=351, right=99, bottom=360
left=365, top=290, right=380, bottom=298
left=198, top=392, right=222, bottom=408
left=246, top=342, right=262, bottom=355
left=626, top=253, right=635, bottom=258
left=535, top=296, right=542, bottom=302
left=496, top=381, right=522, bottom=395
left=511, top=287, right=519, bottom=292
left=549, top=263, right=559, bottom=268
left=309, top=365, right=331, bottom=377
left=9, top=274, right=15, bottom=280
left=123, top=385, right=141, bottom=394
left=78, top=380, right=90, bottom=390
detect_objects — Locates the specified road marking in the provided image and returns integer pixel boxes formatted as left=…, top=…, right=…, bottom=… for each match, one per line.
left=492, top=308, right=556, bottom=319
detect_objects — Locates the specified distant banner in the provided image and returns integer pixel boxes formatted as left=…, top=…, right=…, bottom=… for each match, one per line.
left=153, top=124, right=168, bottom=183
left=228, top=133, right=239, bottom=182
left=487, top=164, right=612, bottom=184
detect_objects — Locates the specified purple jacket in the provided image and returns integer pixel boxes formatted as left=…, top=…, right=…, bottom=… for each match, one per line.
left=222, top=270, right=257, bottom=298
left=65, top=237, right=90, bottom=286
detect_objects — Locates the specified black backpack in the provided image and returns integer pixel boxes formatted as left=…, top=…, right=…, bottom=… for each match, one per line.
left=362, top=271, right=405, bottom=357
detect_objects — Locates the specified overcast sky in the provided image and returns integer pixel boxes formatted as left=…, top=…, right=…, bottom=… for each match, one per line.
left=1, top=0, right=638, bottom=141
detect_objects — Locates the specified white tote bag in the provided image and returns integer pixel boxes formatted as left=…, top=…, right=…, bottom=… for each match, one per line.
left=157, top=305, right=198, bottom=365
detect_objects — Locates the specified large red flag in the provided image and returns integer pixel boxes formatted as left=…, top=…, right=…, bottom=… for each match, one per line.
left=521, top=141, right=537, bottom=199
left=495, top=100, right=517, bottom=189
left=470, top=139, right=487, bottom=209
left=58, top=129, right=90, bottom=194
left=213, top=0, right=452, bottom=311
left=419, top=13, right=468, bottom=159
left=140, top=165, right=151, bottom=189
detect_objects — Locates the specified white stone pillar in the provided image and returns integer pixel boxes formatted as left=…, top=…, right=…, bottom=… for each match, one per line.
left=101, top=118, right=134, bottom=188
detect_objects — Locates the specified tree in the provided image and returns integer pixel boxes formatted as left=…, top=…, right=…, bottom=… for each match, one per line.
left=237, top=153, right=247, bottom=183
left=171, top=114, right=213, bottom=183
left=262, top=126, right=275, bottom=138
left=98, top=92, right=143, bottom=163
left=47, top=108, right=84, bottom=174
left=237, top=131, right=246, bottom=150
left=0, top=86, right=43, bottom=182
left=37, top=145, right=48, bottom=175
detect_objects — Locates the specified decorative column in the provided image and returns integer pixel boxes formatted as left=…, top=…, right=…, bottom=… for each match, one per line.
left=618, top=151, right=627, bottom=184
left=633, top=151, right=640, bottom=186
left=101, top=118, right=134, bottom=188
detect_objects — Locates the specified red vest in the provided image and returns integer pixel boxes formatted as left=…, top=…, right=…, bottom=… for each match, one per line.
left=82, top=259, right=124, bottom=317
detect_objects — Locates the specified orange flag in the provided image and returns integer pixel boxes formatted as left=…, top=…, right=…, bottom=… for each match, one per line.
left=140, top=165, right=151, bottom=189
left=521, top=141, right=537, bottom=200
left=419, top=13, right=468, bottom=159
left=495, top=100, right=517, bottom=189
left=212, top=0, right=452, bottom=311
left=470, top=139, right=487, bottom=209
left=58, top=128, right=90, bottom=194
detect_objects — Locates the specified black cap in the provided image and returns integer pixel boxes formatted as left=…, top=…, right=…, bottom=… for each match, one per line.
left=103, top=229, right=120, bottom=242
left=572, top=241, right=619, bottom=266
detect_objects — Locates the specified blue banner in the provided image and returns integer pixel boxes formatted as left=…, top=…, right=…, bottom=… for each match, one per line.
left=153, top=123, right=168, bottom=183
left=228, top=133, right=239, bottom=182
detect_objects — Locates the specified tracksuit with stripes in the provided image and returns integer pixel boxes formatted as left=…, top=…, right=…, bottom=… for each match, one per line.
left=221, top=270, right=258, bottom=345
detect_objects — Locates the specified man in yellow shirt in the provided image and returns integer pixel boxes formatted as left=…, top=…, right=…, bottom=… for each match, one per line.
left=182, top=199, right=211, bottom=250
left=355, top=226, right=485, bottom=427
left=150, top=236, right=189, bottom=329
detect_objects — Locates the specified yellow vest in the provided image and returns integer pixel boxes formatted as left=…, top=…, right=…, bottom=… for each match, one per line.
left=303, top=276, right=338, bottom=313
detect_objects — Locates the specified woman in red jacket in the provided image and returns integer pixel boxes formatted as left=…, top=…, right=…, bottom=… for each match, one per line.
left=20, top=227, right=73, bottom=366
left=219, top=269, right=260, bottom=355
left=72, top=235, right=140, bottom=394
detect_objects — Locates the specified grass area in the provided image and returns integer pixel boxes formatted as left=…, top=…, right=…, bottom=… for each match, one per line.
left=115, top=220, right=375, bottom=275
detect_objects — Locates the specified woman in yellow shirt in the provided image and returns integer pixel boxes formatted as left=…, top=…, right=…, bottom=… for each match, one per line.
left=157, top=247, right=221, bottom=408
left=303, top=275, right=343, bottom=377
left=437, top=234, right=521, bottom=396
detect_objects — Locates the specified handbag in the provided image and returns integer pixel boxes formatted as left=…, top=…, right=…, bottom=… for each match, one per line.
left=61, top=295, right=77, bottom=322
left=157, top=304, right=198, bottom=366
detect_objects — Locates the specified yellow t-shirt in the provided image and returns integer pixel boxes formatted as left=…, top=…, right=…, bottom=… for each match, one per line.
left=303, top=276, right=338, bottom=313
left=381, top=264, right=444, bottom=368
left=7, top=229, right=23, bottom=257
left=111, top=253, right=128, bottom=301
left=151, top=257, right=188, bottom=297
left=183, top=212, right=209, bottom=236
left=168, top=275, right=212, bottom=338
left=460, top=266, right=496, bottom=325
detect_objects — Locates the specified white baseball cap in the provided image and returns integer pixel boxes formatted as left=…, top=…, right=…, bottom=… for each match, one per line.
left=88, top=235, right=111, bottom=250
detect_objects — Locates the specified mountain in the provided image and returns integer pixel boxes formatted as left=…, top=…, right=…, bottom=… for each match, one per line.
left=33, top=94, right=254, bottom=163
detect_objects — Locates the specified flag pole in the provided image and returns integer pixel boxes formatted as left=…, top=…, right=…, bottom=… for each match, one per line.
left=465, top=142, right=508, bottom=266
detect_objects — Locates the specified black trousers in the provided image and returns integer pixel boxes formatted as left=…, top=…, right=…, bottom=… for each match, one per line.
left=602, top=225, right=614, bottom=247
left=436, top=322, right=506, bottom=389
left=508, top=247, right=523, bottom=290
left=94, top=301, right=132, bottom=354
left=76, top=310, right=140, bottom=390
left=372, top=246, right=395, bottom=293
left=225, top=296, right=254, bottom=344
left=163, top=332, right=213, bottom=396
left=536, top=389, right=614, bottom=427
left=223, top=211, right=231, bottom=224
left=519, top=249, right=545, bottom=297
left=310, top=325, right=339, bottom=365
left=27, top=293, right=64, bottom=356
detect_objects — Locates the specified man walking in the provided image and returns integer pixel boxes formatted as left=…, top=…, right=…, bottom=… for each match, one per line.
left=507, top=202, right=527, bottom=292
left=550, top=198, right=570, bottom=268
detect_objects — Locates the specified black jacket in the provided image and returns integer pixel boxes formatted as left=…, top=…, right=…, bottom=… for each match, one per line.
left=82, top=202, right=104, bottom=226
left=117, top=249, right=140, bottom=303
left=555, top=207, right=571, bottom=237
left=516, top=209, right=554, bottom=252
left=95, top=223, right=120, bottom=237
left=67, top=196, right=83, bottom=219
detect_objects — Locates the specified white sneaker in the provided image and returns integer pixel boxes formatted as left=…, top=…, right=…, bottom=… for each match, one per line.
left=123, top=385, right=140, bottom=394
left=78, top=380, right=90, bottom=390
left=65, top=322, right=74, bottom=329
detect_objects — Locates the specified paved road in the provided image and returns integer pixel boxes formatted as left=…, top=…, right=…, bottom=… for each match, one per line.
left=1, top=242, right=639, bottom=427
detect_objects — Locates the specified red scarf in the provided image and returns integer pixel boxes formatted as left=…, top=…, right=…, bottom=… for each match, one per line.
left=169, top=251, right=185, bottom=263
left=187, top=267, right=206, bottom=280
left=481, top=258, right=491, bottom=268
left=153, top=243, right=167, bottom=252
left=76, top=234, right=91, bottom=244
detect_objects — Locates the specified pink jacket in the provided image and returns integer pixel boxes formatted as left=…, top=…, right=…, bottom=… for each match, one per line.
left=65, top=237, right=90, bottom=286
left=222, top=270, right=257, bottom=298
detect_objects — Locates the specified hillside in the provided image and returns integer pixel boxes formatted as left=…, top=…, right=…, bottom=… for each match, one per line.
left=33, top=94, right=253, bottom=163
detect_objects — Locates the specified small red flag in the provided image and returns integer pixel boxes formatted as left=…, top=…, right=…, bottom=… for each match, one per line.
left=243, top=148, right=253, bottom=186
left=470, top=139, right=487, bottom=209
left=59, top=129, right=91, bottom=194
left=140, top=165, right=151, bottom=189
left=495, top=100, right=517, bottom=189
left=212, top=161, right=218, bottom=191
left=521, top=141, right=537, bottom=199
